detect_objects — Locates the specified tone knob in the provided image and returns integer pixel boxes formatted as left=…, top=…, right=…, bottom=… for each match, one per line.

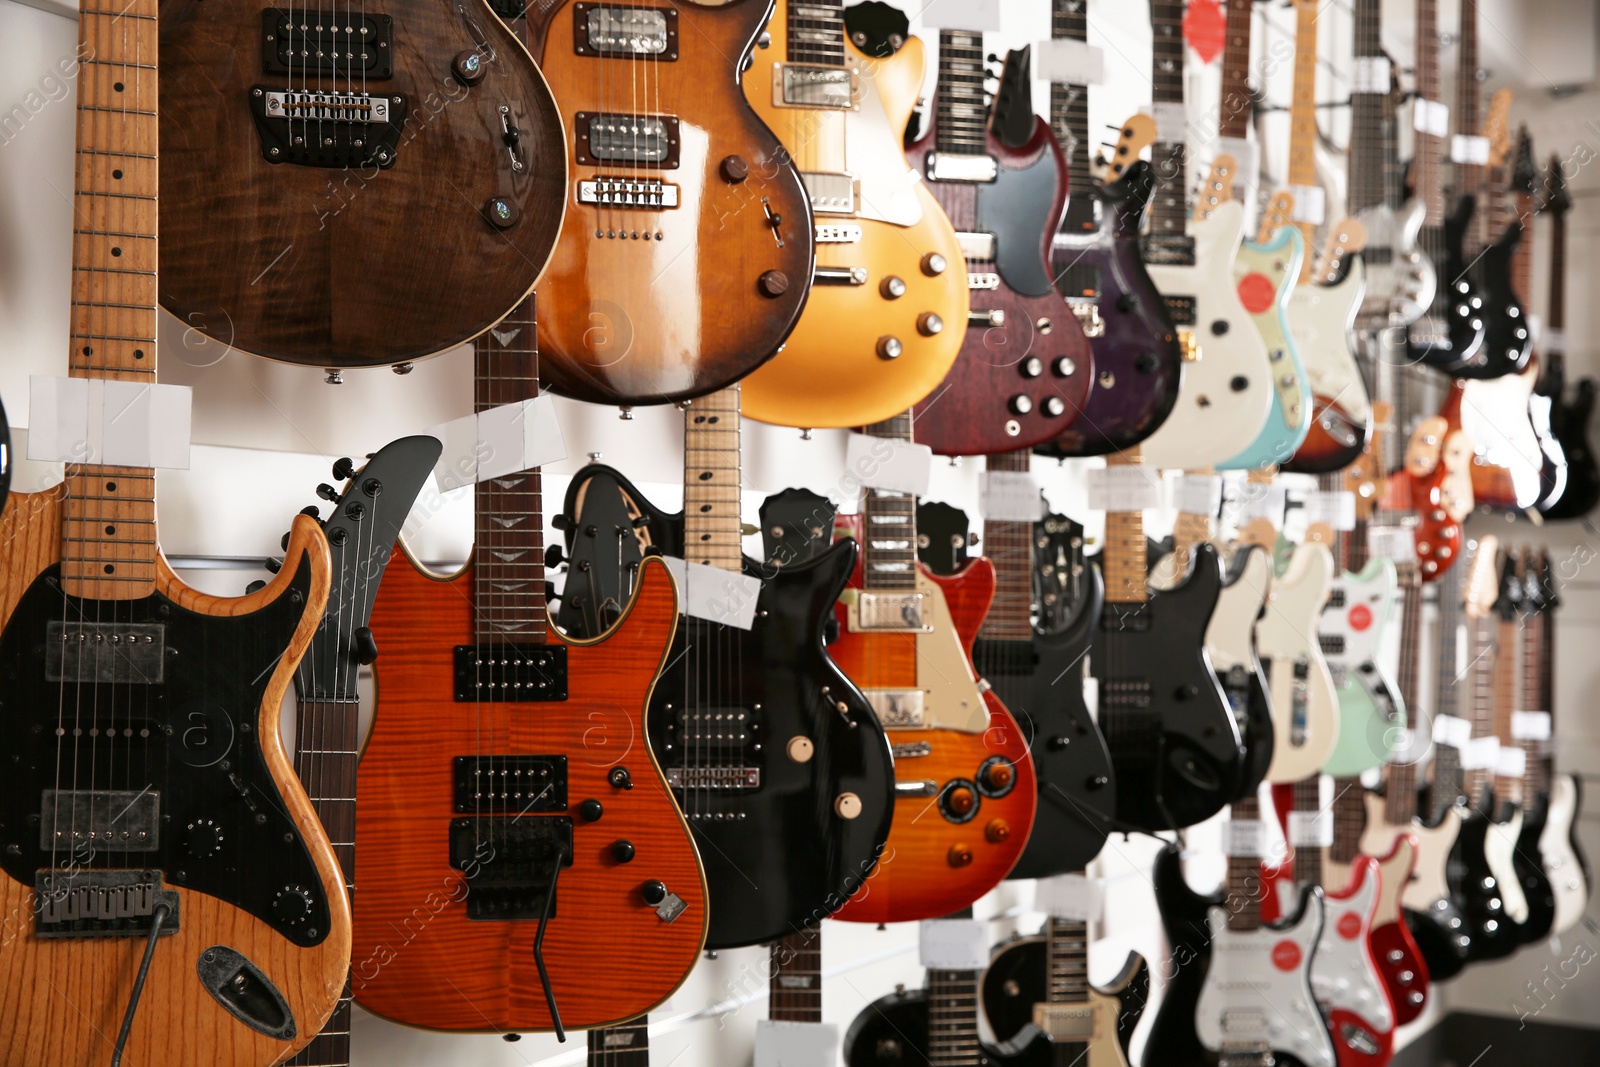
left=787, top=736, right=815, bottom=763
left=482, top=197, right=518, bottom=231
left=1008, top=395, right=1033, bottom=416
left=1117, top=292, right=1140, bottom=312
left=758, top=270, right=790, bottom=298
left=641, top=880, right=668, bottom=906
left=834, top=793, right=863, bottom=819
left=1210, top=319, right=1230, bottom=336
left=1052, top=356, right=1077, bottom=377
left=978, top=757, right=1015, bottom=794
left=917, top=312, right=944, bottom=336
left=1229, top=375, right=1249, bottom=392
left=876, top=336, right=904, bottom=360
left=948, top=844, right=974, bottom=867
left=1135, top=351, right=1161, bottom=373
left=612, top=840, right=636, bottom=864
left=184, top=819, right=223, bottom=859
left=1042, top=396, right=1066, bottom=417
left=452, top=49, right=487, bottom=87
left=578, top=798, right=604, bottom=822
left=941, top=785, right=977, bottom=822
left=719, top=155, right=749, bottom=183
left=920, top=252, right=948, bottom=276
left=1020, top=357, right=1043, bottom=378
left=273, top=885, right=314, bottom=925
left=880, top=276, right=906, bottom=299
left=985, top=819, right=1010, bottom=843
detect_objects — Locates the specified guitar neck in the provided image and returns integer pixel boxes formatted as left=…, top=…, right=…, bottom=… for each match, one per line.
left=587, top=1017, right=650, bottom=1067
left=472, top=299, right=547, bottom=644
left=1049, top=0, right=1095, bottom=193
left=936, top=29, right=990, bottom=155
left=1464, top=615, right=1496, bottom=808
left=861, top=413, right=919, bottom=592
left=1428, top=561, right=1469, bottom=815
left=927, top=968, right=983, bottom=1065
left=1046, top=914, right=1091, bottom=1004
left=1147, top=0, right=1190, bottom=240
left=1286, top=1, right=1319, bottom=278
left=64, top=0, right=161, bottom=602
left=1521, top=596, right=1549, bottom=800
left=1512, top=188, right=1536, bottom=300
left=1102, top=448, right=1149, bottom=604
left=1347, top=0, right=1387, bottom=213
left=1493, top=611, right=1522, bottom=801
left=684, top=387, right=744, bottom=572
left=1291, top=775, right=1325, bottom=887
left=1217, top=0, right=1254, bottom=141
left=1226, top=796, right=1265, bottom=931
left=1413, top=0, right=1446, bottom=227
left=1331, top=774, right=1367, bottom=864
left=769, top=928, right=824, bottom=1023
left=1549, top=201, right=1568, bottom=331
left=1383, top=568, right=1424, bottom=825
left=980, top=451, right=1035, bottom=641
left=1454, top=0, right=1485, bottom=211
left=786, top=0, right=846, bottom=67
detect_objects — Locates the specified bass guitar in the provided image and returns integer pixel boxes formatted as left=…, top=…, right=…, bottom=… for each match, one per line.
left=352, top=300, right=708, bottom=1034
left=551, top=388, right=896, bottom=949
left=519, top=0, right=815, bottom=405
left=0, top=3, right=351, bottom=1058
left=1537, top=160, right=1600, bottom=519
left=737, top=1, right=969, bottom=431
left=160, top=0, right=565, bottom=369
left=906, top=35, right=1095, bottom=454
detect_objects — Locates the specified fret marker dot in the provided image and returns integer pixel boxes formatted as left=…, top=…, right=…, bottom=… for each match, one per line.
left=82, top=346, right=92, bottom=356
left=111, top=247, right=122, bottom=257
left=106, top=482, right=117, bottom=491
left=112, top=169, right=123, bottom=180
left=103, top=564, right=115, bottom=575
left=113, top=82, right=124, bottom=92
left=133, top=349, right=145, bottom=359
left=105, top=525, right=115, bottom=535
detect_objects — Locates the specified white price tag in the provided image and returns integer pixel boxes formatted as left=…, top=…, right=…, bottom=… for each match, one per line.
left=1461, top=735, right=1501, bottom=770
left=1036, top=872, right=1104, bottom=922
left=430, top=395, right=566, bottom=491
left=1035, top=37, right=1105, bottom=85
left=922, top=0, right=1000, bottom=30
left=1545, top=328, right=1567, bottom=355
left=980, top=470, right=1046, bottom=522
left=1451, top=135, right=1491, bottom=165
left=1235, top=483, right=1286, bottom=527
left=1495, top=745, right=1528, bottom=779
left=1366, top=525, right=1418, bottom=565
left=1223, top=818, right=1264, bottom=857
left=1289, top=185, right=1327, bottom=225
left=1087, top=465, right=1163, bottom=511
left=1216, top=137, right=1261, bottom=186
left=1352, top=55, right=1392, bottom=94
left=1307, top=491, right=1357, bottom=532
left=1385, top=726, right=1417, bottom=762
left=755, top=1021, right=839, bottom=1067
left=1512, top=711, right=1552, bottom=741
left=1152, top=101, right=1189, bottom=144
left=1288, top=809, right=1334, bottom=848
left=919, top=919, right=990, bottom=970
left=845, top=433, right=932, bottom=497
left=661, top=557, right=763, bottom=631
left=28, top=376, right=192, bottom=469
left=1413, top=99, right=1450, bottom=138
left=1432, top=714, right=1474, bottom=750
left=1175, top=474, right=1224, bottom=516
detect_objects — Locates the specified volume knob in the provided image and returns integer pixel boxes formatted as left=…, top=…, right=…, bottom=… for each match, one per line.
left=184, top=819, right=224, bottom=859
left=273, top=885, right=314, bottom=925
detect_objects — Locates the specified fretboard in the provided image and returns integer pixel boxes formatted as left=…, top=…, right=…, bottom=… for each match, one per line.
left=1102, top=448, right=1149, bottom=605
left=1463, top=614, right=1496, bottom=810
left=1520, top=586, right=1549, bottom=800
left=684, top=387, right=743, bottom=572
left=980, top=451, right=1034, bottom=641
left=928, top=968, right=982, bottom=1067
left=1046, top=913, right=1089, bottom=1004
left=1492, top=604, right=1522, bottom=802
left=1331, top=774, right=1366, bottom=864
left=1216, top=0, right=1254, bottom=140
left=1454, top=0, right=1485, bottom=240
left=1291, top=775, right=1325, bottom=888
left=1511, top=185, right=1535, bottom=301
left=936, top=30, right=989, bottom=155
left=587, top=1017, right=650, bottom=1067
left=861, top=413, right=918, bottom=591
left=1048, top=0, right=1094, bottom=193
left=787, top=0, right=845, bottom=67
left=472, top=299, right=546, bottom=644
left=1286, top=1, right=1319, bottom=279
left=1383, top=568, right=1424, bottom=826
left=769, top=928, right=823, bottom=1023
left=1226, top=796, right=1265, bottom=931
left=1427, top=562, right=1466, bottom=816
left=1147, top=0, right=1190, bottom=240
left=1549, top=196, right=1568, bottom=330
left=64, top=0, right=161, bottom=601
left=1346, top=0, right=1387, bottom=213
left=1413, top=0, right=1446, bottom=227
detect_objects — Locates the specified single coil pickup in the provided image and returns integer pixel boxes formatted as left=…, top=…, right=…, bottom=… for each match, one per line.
left=261, top=10, right=394, bottom=78
left=1319, top=634, right=1346, bottom=656
left=774, top=64, right=858, bottom=110
left=955, top=231, right=997, bottom=261
left=1100, top=680, right=1153, bottom=709
left=1143, top=235, right=1197, bottom=268
left=665, top=766, right=760, bottom=790
left=250, top=88, right=407, bottom=169
left=449, top=816, right=573, bottom=921
left=1363, top=247, right=1394, bottom=266
left=45, top=621, right=164, bottom=684
left=575, top=3, right=677, bottom=59
left=39, top=789, right=161, bottom=853
left=577, top=178, right=679, bottom=209
left=34, top=869, right=179, bottom=938
left=453, top=644, right=567, bottom=702
left=453, top=756, right=567, bottom=813
left=664, top=706, right=756, bottom=747
left=575, top=112, right=680, bottom=169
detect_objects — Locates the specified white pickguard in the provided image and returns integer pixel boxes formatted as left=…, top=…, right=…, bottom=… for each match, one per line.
left=1353, top=200, right=1436, bottom=327
left=1288, top=258, right=1371, bottom=427
left=1459, top=364, right=1544, bottom=509
left=1151, top=544, right=1269, bottom=676
left=1321, top=562, right=1395, bottom=678
left=1359, top=793, right=1460, bottom=911
left=845, top=59, right=924, bottom=227
left=1248, top=543, right=1340, bottom=781
left=1542, top=774, right=1590, bottom=934
left=1142, top=201, right=1275, bottom=469
left=1308, top=862, right=1394, bottom=1036
left=1485, top=808, right=1529, bottom=924
left=1196, top=901, right=1336, bottom=1067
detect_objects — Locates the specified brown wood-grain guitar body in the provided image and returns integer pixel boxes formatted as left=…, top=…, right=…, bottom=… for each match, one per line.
left=352, top=551, right=707, bottom=1031
left=522, top=0, right=814, bottom=405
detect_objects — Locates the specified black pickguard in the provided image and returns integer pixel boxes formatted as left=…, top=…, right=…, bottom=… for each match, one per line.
left=1092, top=544, right=1240, bottom=832
left=1513, top=795, right=1558, bottom=943
left=981, top=937, right=1147, bottom=1063
left=1424, top=196, right=1529, bottom=378
left=0, top=561, right=331, bottom=945
left=556, top=465, right=894, bottom=949
left=978, top=137, right=1067, bottom=299
left=1451, top=796, right=1524, bottom=962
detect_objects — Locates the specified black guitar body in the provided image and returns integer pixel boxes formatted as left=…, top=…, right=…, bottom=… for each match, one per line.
left=555, top=465, right=894, bottom=949
left=1220, top=544, right=1275, bottom=799
left=1409, top=208, right=1487, bottom=372
left=1451, top=797, right=1524, bottom=963
left=981, top=936, right=1148, bottom=1061
left=844, top=985, right=1014, bottom=1067
left=0, top=398, right=9, bottom=505
left=1514, top=795, right=1558, bottom=943
left=1544, top=379, right=1600, bottom=519
left=1141, top=843, right=1219, bottom=1067
left=1092, top=543, right=1240, bottom=832
left=1435, top=197, right=1530, bottom=378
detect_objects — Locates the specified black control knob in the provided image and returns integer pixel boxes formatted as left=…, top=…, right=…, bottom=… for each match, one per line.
left=720, top=155, right=749, bottom=183
left=1020, top=357, right=1043, bottom=379
left=482, top=197, right=519, bottom=231
left=452, top=49, right=487, bottom=87
left=1117, top=292, right=1140, bottom=312
left=612, top=840, right=636, bottom=864
left=1134, top=351, right=1161, bottom=373
left=641, top=880, right=668, bottom=906
left=1008, top=395, right=1033, bottom=416
left=1210, top=319, right=1230, bottom=336
left=579, top=798, right=604, bottom=822
left=185, top=819, right=224, bottom=859
left=332, top=457, right=357, bottom=480
left=1229, top=375, right=1250, bottom=392
left=273, top=885, right=314, bottom=924
left=609, top=766, right=633, bottom=790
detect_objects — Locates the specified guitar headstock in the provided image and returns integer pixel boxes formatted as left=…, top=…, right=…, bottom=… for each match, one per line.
left=1518, top=545, right=1544, bottom=615
left=991, top=46, right=1035, bottom=148
left=1512, top=126, right=1537, bottom=193
left=1462, top=535, right=1501, bottom=619
left=1544, top=153, right=1572, bottom=215
left=1193, top=154, right=1238, bottom=222
left=1256, top=190, right=1296, bottom=244
left=1346, top=401, right=1392, bottom=520
left=1103, top=113, right=1156, bottom=182
left=1034, top=513, right=1090, bottom=635
left=759, top=487, right=837, bottom=568
left=1493, top=544, right=1521, bottom=620
left=914, top=500, right=973, bottom=577
left=1485, top=88, right=1515, bottom=168
left=841, top=0, right=909, bottom=59
left=1538, top=547, right=1561, bottom=610
left=1314, top=217, right=1369, bottom=284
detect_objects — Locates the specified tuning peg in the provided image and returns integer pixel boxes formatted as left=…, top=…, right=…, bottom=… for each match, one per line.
left=281, top=531, right=292, bottom=551
left=545, top=544, right=566, bottom=568
left=316, top=483, right=340, bottom=502
left=544, top=581, right=561, bottom=603
left=740, top=523, right=758, bottom=537
left=263, top=557, right=282, bottom=574
left=300, top=505, right=321, bottom=519
left=332, top=457, right=356, bottom=480
left=353, top=626, right=378, bottom=666
left=245, top=579, right=267, bottom=594
left=631, top=515, right=650, bottom=529
left=552, top=513, right=571, bottom=532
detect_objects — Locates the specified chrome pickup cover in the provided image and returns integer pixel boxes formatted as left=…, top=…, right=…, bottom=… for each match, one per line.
left=955, top=231, right=997, bottom=261
left=926, top=151, right=999, bottom=183
left=866, top=689, right=926, bottom=728
left=852, top=591, right=931, bottom=632
left=1033, top=1003, right=1096, bottom=1041
left=801, top=171, right=857, bottom=215
left=774, top=64, right=858, bottom=110
left=577, top=5, right=676, bottom=58
left=890, top=741, right=932, bottom=759
left=46, top=622, right=164, bottom=684
left=40, top=789, right=161, bottom=852
left=578, top=178, right=680, bottom=209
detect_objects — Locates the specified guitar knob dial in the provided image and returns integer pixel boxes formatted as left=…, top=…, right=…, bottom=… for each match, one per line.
left=273, top=885, right=315, bottom=925
left=184, top=819, right=224, bottom=859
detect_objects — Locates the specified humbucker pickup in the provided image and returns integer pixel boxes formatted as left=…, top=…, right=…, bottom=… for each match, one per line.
left=453, top=645, right=567, bottom=701
left=578, top=178, right=679, bottom=209
left=261, top=9, right=393, bottom=77
left=1033, top=1003, right=1095, bottom=1041
left=865, top=689, right=926, bottom=728
left=1319, top=634, right=1346, bottom=656
left=801, top=171, right=857, bottom=215
left=449, top=817, right=573, bottom=921
left=955, top=231, right=997, bottom=261
left=1100, top=680, right=1153, bottom=709
left=925, top=152, right=999, bottom=183
left=848, top=591, right=931, bottom=632
left=39, top=788, right=160, bottom=852
left=46, top=621, right=164, bottom=684
left=574, top=3, right=678, bottom=59
left=453, top=756, right=567, bottom=813
left=773, top=64, right=858, bottom=110
left=34, top=869, right=179, bottom=938
left=575, top=112, right=680, bottom=169
left=1142, top=234, right=1197, bottom=267
left=1160, top=294, right=1198, bottom=326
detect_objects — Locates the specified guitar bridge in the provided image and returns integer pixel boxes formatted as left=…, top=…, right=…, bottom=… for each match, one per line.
left=34, top=869, right=179, bottom=938
left=449, top=817, right=573, bottom=920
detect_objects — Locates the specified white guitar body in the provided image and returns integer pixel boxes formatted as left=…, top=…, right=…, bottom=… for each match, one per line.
left=1288, top=255, right=1372, bottom=436
left=1248, top=542, right=1340, bottom=781
left=1152, top=543, right=1270, bottom=681
left=1196, top=895, right=1336, bottom=1067
left=1486, top=807, right=1530, bottom=924
left=1320, top=559, right=1403, bottom=777
left=1299, top=857, right=1394, bottom=1049
left=1328, top=832, right=1426, bottom=1017
left=1460, top=364, right=1544, bottom=510
left=1142, top=201, right=1275, bottom=469
left=1542, top=774, right=1590, bottom=934
left=1359, top=793, right=1460, bottom=912
left=1353, top=199, right=1436, bottom=328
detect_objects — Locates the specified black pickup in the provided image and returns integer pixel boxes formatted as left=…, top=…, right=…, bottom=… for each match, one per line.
left=453, top=644, right=567, bottom=702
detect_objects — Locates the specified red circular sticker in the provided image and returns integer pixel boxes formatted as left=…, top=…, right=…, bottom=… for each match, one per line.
left=1271, top=940, right=1303, bottom=971
left=1337, top=912, right=1363, bottom=940
left=1237, top=272, right=1277, bottom=314
left=1348, top=604, right=1373, bottom=631
left=1183, top=0, right=1227, bottom=64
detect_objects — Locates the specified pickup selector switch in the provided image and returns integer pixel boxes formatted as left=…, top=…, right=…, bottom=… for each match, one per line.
left=452, top=50, right=487, bottom=87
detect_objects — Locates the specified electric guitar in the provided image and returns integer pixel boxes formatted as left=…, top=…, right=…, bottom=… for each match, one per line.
left=0, top=4, right=350, bottom=1057
left=1509, top=549, right=1557, bottom=944
left=352, top=300, right=708, bottom=1034
left=1392, top=389, right=1472, bottom=583
left=1285, top=221, right=1372, bottom=475
left=1039, top=0, right=1182, bottom=457
left=906, top=35, right=1095, bottom=454
left=1137, top=0, right=1273, bottom=470
left=1480, top=551, right=1537, bottom=942
left=160, top=0, right=565, bottom=369
left=845, top=938, right=1027, bottom=1067
left=518, top=0, right=815, bottom=405
left=551, top=388, right=896, bottom=949
left=828, top=413, right=1037, bottom=923
left=1538, top=159, right=1600, bottom=519
left=737, top=0, right=970, bottom=431
left=1532, top=549, right=1591, bottom=933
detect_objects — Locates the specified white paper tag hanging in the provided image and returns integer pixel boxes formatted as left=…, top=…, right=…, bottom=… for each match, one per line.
left=980, top=470, right=1047, bottom=522
left=1306, top=491, right=1357, bottom=531
left=1035, top=37, right=1105, bottom=85
left=28, top=376, right=193, bottom=469
left=1512, top=711, right=1552, bottom=741
left=1461, top=735, right=1501, bottom=770
left=1174, top=474, right=1224, bottom=516
left=1152, top=101, right=1189, bottom=144
left=1036, top=872, right=1104, bottom=922
left=1413, top=99, right=1450, bottom=138
left=1289, top=185, right=1327, bottom=225
left=1366, top=525, right=1418, bottom=565
left=1223, top=818, right=1265, bottom=857
left=1234, top=483, right=1286, bottom=528
left=921, top=0, right=1000, bottom=30
left=1451, top=135, right=1491, bottom=165
left=845, top=433, right=932, bottom=497
left=754, top=1021, right=840, bottom=1067
left=1432, top=714, right=1474, bottom=750
left=1352, top=56, right=1393, bottom=94
left=430, top=395, right=566, bottom=491
left=1545, top=328, right=1567, bottom=355
left=1288, top=810, right=1334, bottom=848
left=1495, top=745, right=1528, bottom=779
left=1087, top=465, right=1162, bottom=511
left=919, top=919, right=990, bottom=970
left=661, top=556, right=763, bottom=631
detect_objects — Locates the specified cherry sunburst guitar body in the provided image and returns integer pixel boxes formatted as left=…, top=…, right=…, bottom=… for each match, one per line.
left=519, top=0, right=814, bottom=405
left=738, top=5, right=969, bottom=430
left=826, top=554, right=1036, bottom=923
left=353, top=552, right=707, bottom=1030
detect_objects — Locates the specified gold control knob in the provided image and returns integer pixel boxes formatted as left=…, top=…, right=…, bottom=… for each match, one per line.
left=880, top=276, right=907, bottom=299
left=876, top=335, right=904, bottom=360
left=921, top=252, right=948, bottom=276
left=985, top=819, right=1010, bottom=843
left=917, top=312, right=944, bottom=336
left=945, top=787, right=976, bottom=817
left=979, top=761, right=1014, bottom=793
left=948, top=843, right=974, bottom=867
